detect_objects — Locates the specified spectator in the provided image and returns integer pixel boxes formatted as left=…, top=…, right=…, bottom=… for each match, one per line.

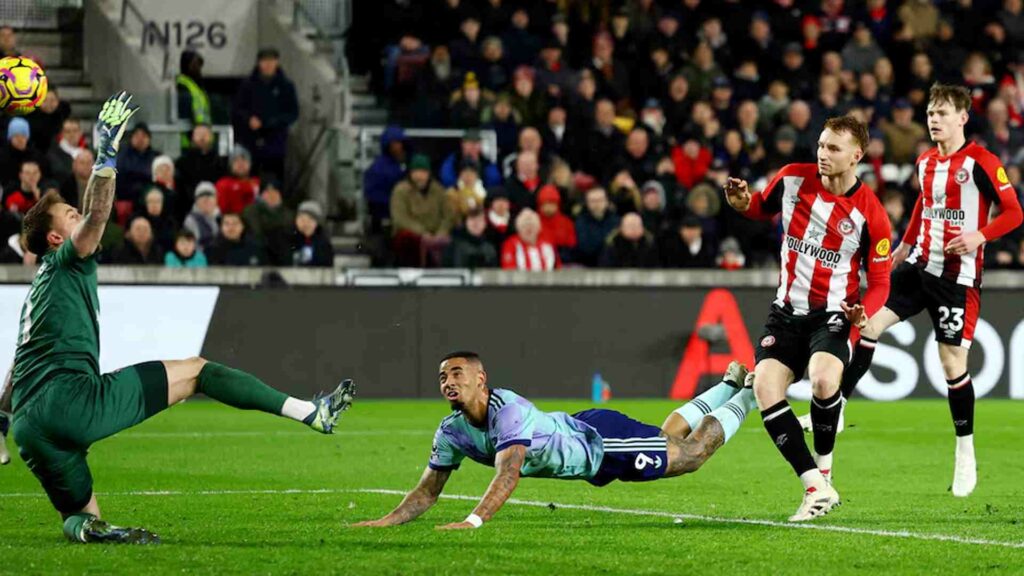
left=619, top=128, right=657, bottom=186
left=534, top=40, right=573, bottom=100
left=216, top=146, right=260, bottom=215
left=290, top=200, right=333, bottom=267
left=183, top=181, right=220, bottom=250
left=683, top=42, right=723, bottom=101
left=574, top=187, right=620, bottom=266
left=639, top=180, right=668, bottom=236
left=608, top=170, right=642, bottom=216
left=501, top=126, right=546, bottom=180
left=483, top=94, right=520, bottom=161
left=783, top=100, right=816, bottom=162
left=540, top=105, right=576, bottom=166
left=664, top=74, right=693, bottom=141
left=981, top=97, right=1024, bottom=166
left=27, top=89, right=70, bottom=155
left=164, top=229, right=208, bottom=268
left=176, top=50, right=211, bottom=147
left=242, top=180, right=294, bottom=266
left=841, top=20, right=885, bottom=74
left=450, top=16, right=482, bottom=72
left=0, top=117, right=45, bottom=188
left=175, top=124, right=226, bottom=222
left=0, top=25, right=19, bottom=58
left=503, top=8, right=541, bottom=69
left=882, top=99, right=927, bottom=165
left=599, top=212, right=660, bottom=268
left=449, top=72, right=486, bottom=128
left=716, top=236, right=746, bottom=270
left=363, top=125, right=408, bottom=233
left=478, top=36, right=510, bottom=92
left=439, top=129, right=501, bottom=188
left=766, top=125, right=799, bottom=168
left=757, top=80, right=790, bottom=134
left=536, top=185, right=576, bottom=263
left=505, top=150, right=542, bottom=212
left=113, top=215, right=165, bottom=265
left=232, top=47, right=299, bottom=180
left=443, top=207, right=499, bottom=268
left=898, top=0, right=939, bottom=42
left=46, top=118, right=86, bottom=189
left=150, top=154, right=178, bottom=216
left=485, top=187, right=513, bottom=251
left=501, top=208, right=559, bottom=270
left=62, top=148, right=93, bottom=208
left=4, top=160, right=41, bottom=216
left=508, top=66, right=546, bottom=129
left=115, top=122, right=158, bottom=208
left=582, top=99, right=625, bottom=184
left=882, top=188, right=909, bottom=243
left=569, top=69, right=599, bottom=139
left=780, top=43, right=814, bottom=101
left=662, top=215, right=716, bottom=268
left=686, top=182, right=721, bottom=244
left=588, top=32, right=631, bottom=107
left=208, top=212, right=265, bottom=266
left=407, top=45, right=458, bottom=128
left=138, top=186, right=176, bottom=252
left=671, top=138, right=712, bottom=190
left=390, top=154, right=456, bottom=267
left=446, top=159, right=488, bottom=217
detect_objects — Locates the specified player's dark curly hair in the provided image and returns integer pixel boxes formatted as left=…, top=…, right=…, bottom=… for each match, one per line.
left=929, top=83, right=972, bottom=113
left=20, top=191, right=66, bottom=256
left=823, top=115, right=869, bottom=152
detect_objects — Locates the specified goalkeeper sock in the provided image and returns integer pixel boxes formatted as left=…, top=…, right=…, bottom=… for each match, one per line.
left=672, top=381, right=738, bottom=431
left=63, top=513, right=95, bottom=543
left=708, top=388, right=757, bottom=443
left=197, top=363, right=314, bottom=422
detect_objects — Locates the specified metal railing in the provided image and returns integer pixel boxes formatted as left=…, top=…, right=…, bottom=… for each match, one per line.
left=0, top=0, right=82, bottom=28
left=356, top=127, right=500, bottom=172
left=119, top=0, right=171, bottom=80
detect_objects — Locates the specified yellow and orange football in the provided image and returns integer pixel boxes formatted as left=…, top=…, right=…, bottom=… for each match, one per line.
left=0, top=56, right=47, bottom=116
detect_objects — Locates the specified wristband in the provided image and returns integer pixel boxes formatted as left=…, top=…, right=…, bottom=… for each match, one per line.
left=465, top=513, right=483, bottom=528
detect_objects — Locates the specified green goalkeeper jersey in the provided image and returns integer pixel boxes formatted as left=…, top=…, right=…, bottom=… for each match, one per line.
left=12, top=239, right=101, bottom=411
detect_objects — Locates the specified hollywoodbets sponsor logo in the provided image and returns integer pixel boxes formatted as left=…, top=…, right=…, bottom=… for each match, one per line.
left=922, top=206, right=966, bottom=225
left=785, top=235, right=842, bottom=268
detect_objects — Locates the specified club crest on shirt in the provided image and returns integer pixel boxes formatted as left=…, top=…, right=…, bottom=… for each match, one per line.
left=838, top=217, right=856, bottom=236
left=955, top=168, right=970, bottom=184
left=761, top=335, right=776, bottom=348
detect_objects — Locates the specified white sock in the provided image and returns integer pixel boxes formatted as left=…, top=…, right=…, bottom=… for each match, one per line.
left=281, top=397, right=317, bottom=422
left=708, top=388, right=757, bottom=442
left=816, top=452, right=833, bottom=473
left=956, top=434, right=974, bottom=456
left=799, top=468, right=827, bottom=491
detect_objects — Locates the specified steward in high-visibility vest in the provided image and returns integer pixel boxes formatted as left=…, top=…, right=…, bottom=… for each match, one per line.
left=176, top=50, right=211, bottom=148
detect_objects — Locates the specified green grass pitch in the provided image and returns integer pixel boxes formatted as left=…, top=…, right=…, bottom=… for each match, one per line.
left=1, top=399, right=1022, bottom=574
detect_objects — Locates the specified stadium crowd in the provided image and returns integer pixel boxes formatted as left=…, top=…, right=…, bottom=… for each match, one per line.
left=359, top=0, right=1024, bottom=270
left=0, top=28, right=334, bottom=268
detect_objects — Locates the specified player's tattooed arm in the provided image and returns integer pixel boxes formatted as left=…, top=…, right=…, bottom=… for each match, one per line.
left=437, top=444, right=526, bottom=530
left=351, top=467, right=451, bottom=527
left=71, top=173, right=115, bottom=258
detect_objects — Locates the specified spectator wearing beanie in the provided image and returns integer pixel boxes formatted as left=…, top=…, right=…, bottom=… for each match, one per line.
left=363, top=125, right=408, bottom=233
left=501, top=208, right=559, bottom=271
left=439, top=129, right=502, bottom=188
left=390, top=153, right=456, bottom=267
left=232, top=47, right=299, bottom=180
left=183, top=181, right=220, bottom=250
left=243, top=180, right=294, bottom=266
left=536, top=184, right=576, bottom=264
left=291, top=200, right=334, bottom=267
left=0, top=117, right=46, bottom=188
left=216, top=146, right=260, bottom=215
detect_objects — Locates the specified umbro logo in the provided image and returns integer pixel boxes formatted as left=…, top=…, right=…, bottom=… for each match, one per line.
left=775, top=434, right=788, bottom=447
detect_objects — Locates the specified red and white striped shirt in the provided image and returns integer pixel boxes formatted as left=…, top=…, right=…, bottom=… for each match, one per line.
left=904, top=142, right=1023, bottom=287
left=744, top=164, right=892, bottom=316
left=500, top=235, right=560, bottom=271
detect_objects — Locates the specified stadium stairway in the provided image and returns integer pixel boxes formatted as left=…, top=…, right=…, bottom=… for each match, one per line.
left=18, top=11, right=104, bottom=141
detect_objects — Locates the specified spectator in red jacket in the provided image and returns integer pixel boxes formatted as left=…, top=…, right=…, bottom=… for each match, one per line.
left=536, top=184, right=576, bottom=263
left=4, top=160, right=41, bottom=215
left=671, top=138, right=712, bottom=189
left=501, top=208, right=559, bottom=271
left=216, top=146, right=260, bottom=214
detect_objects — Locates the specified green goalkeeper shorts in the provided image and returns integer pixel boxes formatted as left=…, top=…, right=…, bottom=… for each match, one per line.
left=11, top=362, right=168, bottom=514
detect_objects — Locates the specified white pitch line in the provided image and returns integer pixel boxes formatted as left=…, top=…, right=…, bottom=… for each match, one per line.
left=1, top=487, right=1021, bottom=550
left=109, top=430, right=432, bottom=439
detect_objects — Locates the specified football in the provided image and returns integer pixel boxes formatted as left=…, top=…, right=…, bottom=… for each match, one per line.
left=0, top=56, right=47, bottom=116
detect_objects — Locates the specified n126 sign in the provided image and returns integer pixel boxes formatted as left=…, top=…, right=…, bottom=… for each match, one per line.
left=144, top=20, right=227, bottom=50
